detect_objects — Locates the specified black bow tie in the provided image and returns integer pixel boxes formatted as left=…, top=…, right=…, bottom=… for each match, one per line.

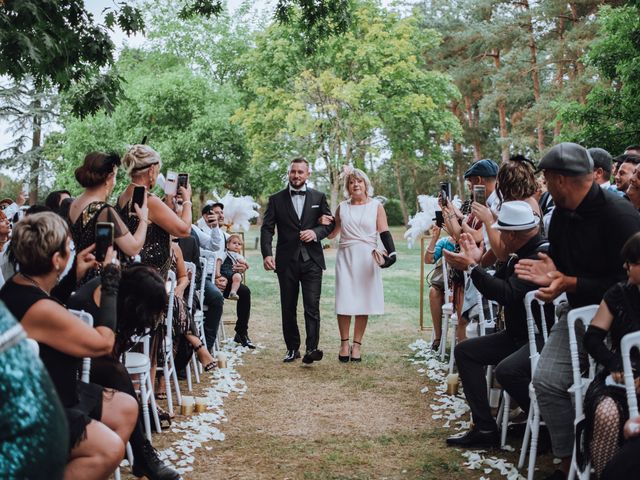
left=291, top=190, right=306, bottom=196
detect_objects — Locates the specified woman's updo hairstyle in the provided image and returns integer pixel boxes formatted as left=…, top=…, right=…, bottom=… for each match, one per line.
left=122, top=145, right=161, bottom=177
left=496, top=155, right=538, bottom=205
left=74, top=152, right=121, bottom=188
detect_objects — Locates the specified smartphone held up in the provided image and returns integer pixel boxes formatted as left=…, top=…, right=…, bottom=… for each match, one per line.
left=95, top=222, right=114, bottom=262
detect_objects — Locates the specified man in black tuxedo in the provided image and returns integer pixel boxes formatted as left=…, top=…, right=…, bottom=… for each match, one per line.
left=261, top=158, right=335, bottom=363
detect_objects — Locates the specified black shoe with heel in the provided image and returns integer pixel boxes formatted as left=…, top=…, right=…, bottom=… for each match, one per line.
left=338, top=338, right=350, bottom=363
left=132, top=439, right=182, bottom=479
left=350, top=340, right=362, bottom=362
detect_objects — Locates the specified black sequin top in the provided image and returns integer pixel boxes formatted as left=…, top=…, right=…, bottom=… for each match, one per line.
left=116, top=194, right=172, bottom=278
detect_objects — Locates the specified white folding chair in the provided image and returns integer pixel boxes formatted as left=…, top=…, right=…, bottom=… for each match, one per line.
left=158, top=271, right=182, bottom=416
left=515, top=292, right=561, bottom=476
left=567, top=304, right=599, bottom=480
left=212, top=266, right=227, bottom=348
left=439, top=260, right=454, bottom=361
left=70, top=309, right=133, bottom=478
left=194, top=257, right=212, bottom=354
left=622, top=331, right=640, bottom=418
left=124, top=330, right=161, bottom=442
left=183, top=261, right=200, bottom=391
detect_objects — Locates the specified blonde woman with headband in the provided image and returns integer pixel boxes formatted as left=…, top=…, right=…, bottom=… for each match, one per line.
left=320, top=166, right=396, bottom=362
left=116, top=144, right=192, bottom=278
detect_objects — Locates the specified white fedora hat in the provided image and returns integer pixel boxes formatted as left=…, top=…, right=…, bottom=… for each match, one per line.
left=491, top=200, right=538, bottom=231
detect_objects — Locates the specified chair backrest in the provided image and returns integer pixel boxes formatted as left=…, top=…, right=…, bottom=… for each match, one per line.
left=567, top=304, right=599, bottom=418
left=198, top=256, right=210, bottom=308
left=523, top=291, right=563, bottom=373
left=441, top=258, right=452, bottom=301
left=621, top=331, right=640, bottom=418
left=164, top=271, right=177, bottom=350
left=69, top=309, right=94, bottom=383
left=184, top=261, right=197, bottom=311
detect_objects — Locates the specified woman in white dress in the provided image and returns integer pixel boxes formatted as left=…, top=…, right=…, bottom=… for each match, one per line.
left=321, top=167, right=396, bottom=362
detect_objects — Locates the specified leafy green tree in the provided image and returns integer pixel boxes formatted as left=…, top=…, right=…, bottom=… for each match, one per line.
left=47, top=50, right=253, bottom=200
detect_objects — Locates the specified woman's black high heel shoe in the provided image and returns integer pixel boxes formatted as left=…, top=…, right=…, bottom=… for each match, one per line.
left=350, top=340, right=362, bottom=362
left=338, top=338, right=350, bottom=363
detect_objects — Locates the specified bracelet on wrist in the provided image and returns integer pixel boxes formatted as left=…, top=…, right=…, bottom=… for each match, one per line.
left=182, top=200, right=193, bottom=206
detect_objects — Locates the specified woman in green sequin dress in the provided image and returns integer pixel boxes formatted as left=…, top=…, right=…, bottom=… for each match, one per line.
left=0, top=302, right=68, bottom=479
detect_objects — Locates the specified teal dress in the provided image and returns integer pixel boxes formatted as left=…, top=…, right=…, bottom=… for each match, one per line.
left=0, top=302, right=68, bottom=479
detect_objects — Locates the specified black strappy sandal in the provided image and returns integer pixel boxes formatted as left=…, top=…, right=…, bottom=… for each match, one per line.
left=338, top=338, right=350, bottom=363
left=195, top=343, right=217, bottom=372
left=350, top=340, right=362, bottom=362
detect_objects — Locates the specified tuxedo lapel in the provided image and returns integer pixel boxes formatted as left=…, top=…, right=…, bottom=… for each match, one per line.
left=282, top=189, right=300, bottom=225
left=300, top=189, right=313, bottom=224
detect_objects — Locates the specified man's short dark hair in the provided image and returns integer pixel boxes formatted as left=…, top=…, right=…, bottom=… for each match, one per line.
left=624, top=145, right=640, bottom=153
left=44, top=190, right=71, bottom=211
left=622, top=232, right=640, bottom=264
left=290, top=157, right=309, bottom=167
left=615, top=153, right=640, bottom=166
left=202, top=204, right=213, bottom=215
left=212, top=202, right=224, bottom=210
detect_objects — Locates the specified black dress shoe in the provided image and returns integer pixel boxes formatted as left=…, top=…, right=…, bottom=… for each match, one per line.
left=446, top=428, right=499, bottom=448
left=302, top=349, right=324, bottom=364
left=132, top=439, right=182, bottom=479
left=234, top=334, right=256, bottom=349
left=283, top=350, right=301, bottom=362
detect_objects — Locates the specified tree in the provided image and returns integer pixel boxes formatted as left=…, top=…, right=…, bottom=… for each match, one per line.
left=47, top=50, right=254, bottom=200
left=0, top=0, right=352, bottom=118
left=235, top=0, right=461, bottom=217
left=558, top=2, right=640, bottom=154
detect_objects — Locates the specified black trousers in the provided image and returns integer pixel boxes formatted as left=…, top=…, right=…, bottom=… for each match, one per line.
left=276, top=257, right=322, bottom=351
left=601, top=436, right=640, bottom=479
left=454, top=330, right=536, bottom=431
left=222, top=282, right=251, bottom=336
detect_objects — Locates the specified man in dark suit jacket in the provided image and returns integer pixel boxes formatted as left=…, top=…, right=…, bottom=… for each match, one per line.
left=261, top=158, right=335, bottom=363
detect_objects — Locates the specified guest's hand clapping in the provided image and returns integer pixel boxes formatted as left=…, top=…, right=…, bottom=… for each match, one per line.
left=515, top=253, right=556, bottom=287
left=442, top=232, right=482, bottom=270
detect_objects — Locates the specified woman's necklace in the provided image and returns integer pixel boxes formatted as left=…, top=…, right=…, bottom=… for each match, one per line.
left=19, top=273, right=50, bottom=296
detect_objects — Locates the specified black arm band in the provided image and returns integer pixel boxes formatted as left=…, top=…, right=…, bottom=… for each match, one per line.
left=584, top=325, right=620, bottom=372
left=94, top=265, right=120, bottom=331
left=380, top=231, right=395, bottom=255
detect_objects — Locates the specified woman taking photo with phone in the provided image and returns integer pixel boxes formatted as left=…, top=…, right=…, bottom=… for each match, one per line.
left=68, top=151, right=149, bottom=283
left=117, top=144, right=192, bottom=278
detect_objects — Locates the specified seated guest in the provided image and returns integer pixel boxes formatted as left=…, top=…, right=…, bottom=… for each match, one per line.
left=45, top=189, right=72, bottom=215
left=588, top=148, right=615, bottom=191
left=423, top=225, right=455, bottom=351
left=443, top=201, right=551, bottom=448
left=515, top=143, right=640, bottom=480
left=168, top=240, right=216, bottom=371
left=68, top=152, right=149, bottom=283
left=0, top=212, right=138, bottom=480
left=582, top=232, right=640, bottom=476
left=0, top=303, right=68, bottom=479
left=68, top=264, right=181, bottom=480
left=614, top=153, right=640, bottom=195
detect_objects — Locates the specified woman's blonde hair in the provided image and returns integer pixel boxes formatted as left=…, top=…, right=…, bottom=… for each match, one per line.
left=122, top=145, right=162, bottom=177
left=10, top=212, right=69, bottom=275
left=342, top=166, right=374, bottom=199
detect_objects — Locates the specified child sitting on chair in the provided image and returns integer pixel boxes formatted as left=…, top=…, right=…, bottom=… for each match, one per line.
left=216, top=234, right=246, bottom=300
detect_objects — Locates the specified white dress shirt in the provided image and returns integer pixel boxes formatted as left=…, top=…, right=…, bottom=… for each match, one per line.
left=289, top=185, right=307, bottom=219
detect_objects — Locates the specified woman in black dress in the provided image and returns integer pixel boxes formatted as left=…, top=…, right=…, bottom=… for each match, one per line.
left=583, top=232, right=640, bottom=477
left=0, top=212, right=138, bottom=480
left=116, top=145, right=192, bottom=278
left=68, top=151, right=149, bottom=282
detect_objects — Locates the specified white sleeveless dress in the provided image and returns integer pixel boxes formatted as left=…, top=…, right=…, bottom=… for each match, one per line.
left=335, top=199, right=384, bottom=315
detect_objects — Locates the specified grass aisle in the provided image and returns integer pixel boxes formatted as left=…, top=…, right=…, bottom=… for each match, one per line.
left=148, top=228, right=556, bottom=479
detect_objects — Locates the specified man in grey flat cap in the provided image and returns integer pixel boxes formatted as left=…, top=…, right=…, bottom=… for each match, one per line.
left=515, top=142, right=640, bottom=480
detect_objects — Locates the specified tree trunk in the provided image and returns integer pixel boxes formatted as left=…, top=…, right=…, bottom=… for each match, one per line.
left=520, top=0, right=544, bottom=152
left=553, top=16, right=565, bottom=140
left=491, top=50, right=510, bottom=162
left=393, top=160, right=409, bottom=225
left=29, top=98, right=42, bottom=204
